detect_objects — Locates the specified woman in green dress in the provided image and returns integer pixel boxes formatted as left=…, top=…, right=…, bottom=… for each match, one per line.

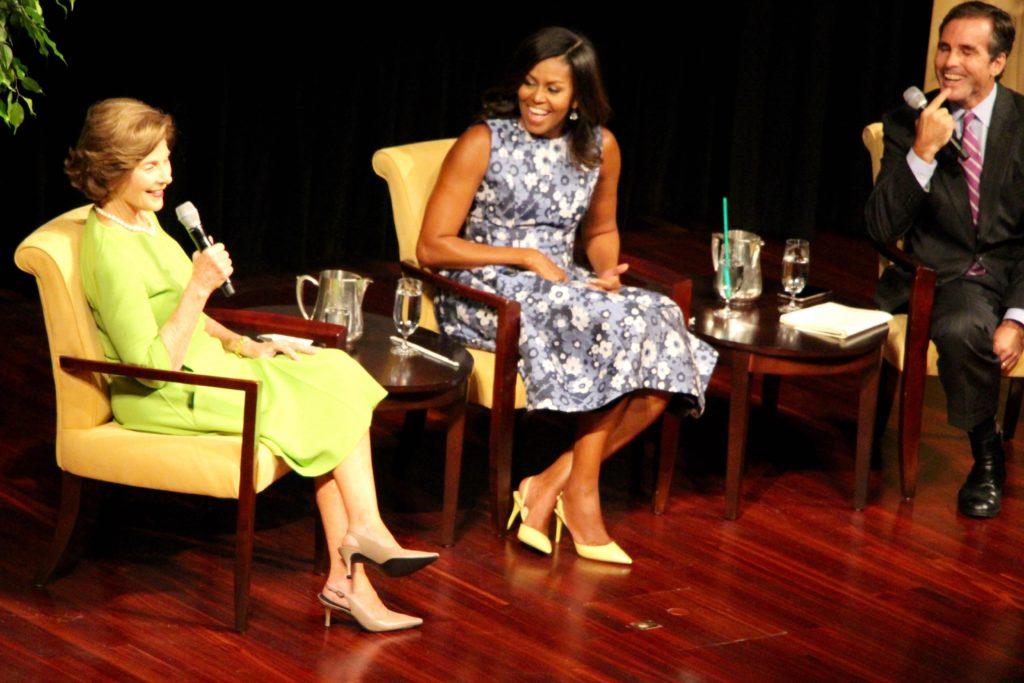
left=66, top=98, right=434, bottom=632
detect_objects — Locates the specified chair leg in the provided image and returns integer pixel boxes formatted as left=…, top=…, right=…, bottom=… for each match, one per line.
left=35, top=471, right=84, bottom=587
left=652, top=397, right=682, bottom=515
left=234, top=484, right=256, bottom=633
left=489, top=405, right=515, bottom=535
left=854, top=353, right=882, bottom=510
left=873, top=362, right=899, bottom=460
left=1003, top=378, right=1024, bottom=442
left=441, top=397, right=467, bottom=547
left=897, top=360, right=927, bottom=499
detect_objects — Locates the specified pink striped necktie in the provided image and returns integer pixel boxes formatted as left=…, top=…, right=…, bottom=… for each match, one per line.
left=960, top=111, right=987, bottom=276
left=960, top=111, right=982, bottom=227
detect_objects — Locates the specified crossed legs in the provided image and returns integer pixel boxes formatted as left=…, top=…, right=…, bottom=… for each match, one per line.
left=518, top=390, right=670, bottom=545
left=315, top=431, right=401, bottom=620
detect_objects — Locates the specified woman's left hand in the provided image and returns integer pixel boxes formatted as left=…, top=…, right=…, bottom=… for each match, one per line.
left=589, top=263, right=629, bottom=292
left=241, top=338, right=318, bottom=361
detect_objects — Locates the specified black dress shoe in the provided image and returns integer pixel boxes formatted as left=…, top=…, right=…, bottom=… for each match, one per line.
left=958, top=420, right=1006, bottom=519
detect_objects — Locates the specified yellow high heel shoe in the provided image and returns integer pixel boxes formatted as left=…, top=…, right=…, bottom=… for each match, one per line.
left=506, top=477, right=553, bottom=554
left=553, top=493, right=632, bottom=565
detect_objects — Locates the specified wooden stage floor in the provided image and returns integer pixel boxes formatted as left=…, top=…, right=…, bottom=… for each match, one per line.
left=2, top=223, right=1022, bottom=680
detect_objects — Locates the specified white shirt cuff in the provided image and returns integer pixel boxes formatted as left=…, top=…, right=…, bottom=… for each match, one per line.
left=1004, top=308, right=1024, bottom=326
left=906, top=149, right=937, bottom=191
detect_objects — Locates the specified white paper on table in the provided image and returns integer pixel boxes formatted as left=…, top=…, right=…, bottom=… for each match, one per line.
left=779, top=302, right=892, bottom=340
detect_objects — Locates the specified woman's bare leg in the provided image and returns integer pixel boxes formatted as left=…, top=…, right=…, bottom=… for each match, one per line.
left=316, top=429, right=418, bottom=620
left=315, top=471, right=392, bottom=620
left=330, top=431, right=397, bottom=546
left=519, top=391, right=671, bottom=535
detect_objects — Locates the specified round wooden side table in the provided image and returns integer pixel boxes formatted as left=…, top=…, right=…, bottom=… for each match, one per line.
left=689, top=279, right=887, bottom=519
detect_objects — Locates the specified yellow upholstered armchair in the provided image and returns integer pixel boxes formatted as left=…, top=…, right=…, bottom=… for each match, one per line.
left=14, top=206, right=346, bottom=632
left=861, top=123, right=1024, bottom=499
left=372, top=139, right=692, bottom=532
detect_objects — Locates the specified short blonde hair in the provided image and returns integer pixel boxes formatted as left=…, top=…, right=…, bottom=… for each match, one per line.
left=64, top=98, right=175, bottom=204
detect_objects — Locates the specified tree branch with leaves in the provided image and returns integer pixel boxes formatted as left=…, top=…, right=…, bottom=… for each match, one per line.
left=0, top=0, right=74, bottom=133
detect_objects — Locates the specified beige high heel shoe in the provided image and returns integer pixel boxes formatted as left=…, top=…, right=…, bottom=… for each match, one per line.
left=318, top=586, right=423, bottom=632
left=553, top=493, right=632, bottom=565
left=339, top=532, right=439, bottom=578
left=506, top=477, right=553, bottom=554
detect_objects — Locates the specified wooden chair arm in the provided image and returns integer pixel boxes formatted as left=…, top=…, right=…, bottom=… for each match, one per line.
left=59, top=355, right=262, bottom=497
left=903, top=256, right=937, bottom=382
left=60, top=355, right=259, bottom=392
left=206, top=308, right=347, bottom=348
left=400, top=260, right=522, bottom=416
left=872, top=242, right=937, bottom=360
left=620, top=252, right=693, bottom=320
left=877, top=241, right=926, bottom=274
left=400, top=261, right=517, bottom=312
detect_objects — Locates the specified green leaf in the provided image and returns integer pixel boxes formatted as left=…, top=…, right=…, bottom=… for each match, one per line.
left=0, top=99, right=7, bottom=122
left=22, top=94, right=33, bottom=115
left=9, top=100, right=23, bottom=130
left=21, top=74, right=40, bottom=93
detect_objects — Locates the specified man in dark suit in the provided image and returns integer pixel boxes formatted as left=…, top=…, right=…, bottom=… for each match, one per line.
left=866, top=1, right=1024, bottom=518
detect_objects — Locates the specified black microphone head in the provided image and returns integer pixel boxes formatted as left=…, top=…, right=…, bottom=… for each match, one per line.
left=903, top=86, right=928, bottom=110
left=175, top=201, right=201, bottom=229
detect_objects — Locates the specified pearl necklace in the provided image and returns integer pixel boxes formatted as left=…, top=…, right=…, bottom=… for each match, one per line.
left=95, top=206, right=156, bottom=235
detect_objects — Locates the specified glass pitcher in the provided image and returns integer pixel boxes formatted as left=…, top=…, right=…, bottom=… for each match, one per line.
left=295, top=270, right=372, bottom=342
left=711, top=230, right=764, bottom=305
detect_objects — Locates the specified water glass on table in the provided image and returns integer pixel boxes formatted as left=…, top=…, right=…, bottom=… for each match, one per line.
left=393, top=277, right=423, bottom=357
left=780, top=238, right=810, bottom=312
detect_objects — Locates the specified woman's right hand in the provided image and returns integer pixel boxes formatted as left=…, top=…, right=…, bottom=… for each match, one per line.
left=521, top=249, right=567, bottom=282
left=191, top=243, right=233, bottom=296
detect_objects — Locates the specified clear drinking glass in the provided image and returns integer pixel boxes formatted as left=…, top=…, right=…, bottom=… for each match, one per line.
left=392, top=277, right=423, bottom=357
left=712, top=236, right=743, bottom=319
left=780, top=238, right=810, bottom=312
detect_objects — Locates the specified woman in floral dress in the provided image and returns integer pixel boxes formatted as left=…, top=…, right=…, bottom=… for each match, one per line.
left=417, top=27, right=717, bottom=564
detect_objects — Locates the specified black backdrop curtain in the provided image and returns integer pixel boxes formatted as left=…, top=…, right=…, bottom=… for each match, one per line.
left=1, top=1, right=931, bottom=290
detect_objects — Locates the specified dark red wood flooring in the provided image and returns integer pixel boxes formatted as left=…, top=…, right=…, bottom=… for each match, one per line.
left=1, top=223, right=1021, bottom=680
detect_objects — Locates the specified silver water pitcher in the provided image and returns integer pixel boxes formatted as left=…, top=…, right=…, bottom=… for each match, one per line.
left=295, top=270, right=372, bottom=342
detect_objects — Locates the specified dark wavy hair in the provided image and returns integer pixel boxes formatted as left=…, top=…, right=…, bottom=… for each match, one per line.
left=480, top=26, right=611, bottom=169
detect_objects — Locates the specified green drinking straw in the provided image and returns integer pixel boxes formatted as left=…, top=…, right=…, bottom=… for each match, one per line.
left=722, top=197, right=733, bottom=298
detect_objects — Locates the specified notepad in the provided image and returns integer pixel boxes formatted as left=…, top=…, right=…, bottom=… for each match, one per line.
left=779, top=302, right=892, bottom=340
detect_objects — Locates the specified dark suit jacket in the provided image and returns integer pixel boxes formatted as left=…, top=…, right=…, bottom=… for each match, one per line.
left=866, top=85, right=1024, bottom=312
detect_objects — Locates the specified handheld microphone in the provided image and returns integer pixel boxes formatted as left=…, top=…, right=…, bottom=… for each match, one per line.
left=175, top=201, right=235, bottom=297
left=903, top=86, right=970, bottom=161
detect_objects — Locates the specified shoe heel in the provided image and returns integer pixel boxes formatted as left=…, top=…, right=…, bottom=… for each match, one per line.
left=506, top=497, right=522, bottom=531
left=340, top=546, right=358, bottom=578
left=323, top=605, right=332, bottom=628
left=554, top=493, right=565, bottom=544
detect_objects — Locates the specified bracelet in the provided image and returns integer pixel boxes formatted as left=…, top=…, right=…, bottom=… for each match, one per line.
left=228, top=335, right=253, bottom=357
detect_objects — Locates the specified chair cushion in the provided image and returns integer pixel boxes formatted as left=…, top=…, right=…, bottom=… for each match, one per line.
left=465, top=347, right=528, bottom=410
left=60, top=423, right=291, bottom=498
left=884, top=313, right=1024, bottom=376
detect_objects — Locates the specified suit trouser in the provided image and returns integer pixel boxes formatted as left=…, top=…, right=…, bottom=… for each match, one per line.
left=930, top=277, right=1003, bottom=430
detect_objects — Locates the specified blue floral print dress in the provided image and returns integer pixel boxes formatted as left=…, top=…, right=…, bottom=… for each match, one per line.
left=436, top=118, right=717, bottom=413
